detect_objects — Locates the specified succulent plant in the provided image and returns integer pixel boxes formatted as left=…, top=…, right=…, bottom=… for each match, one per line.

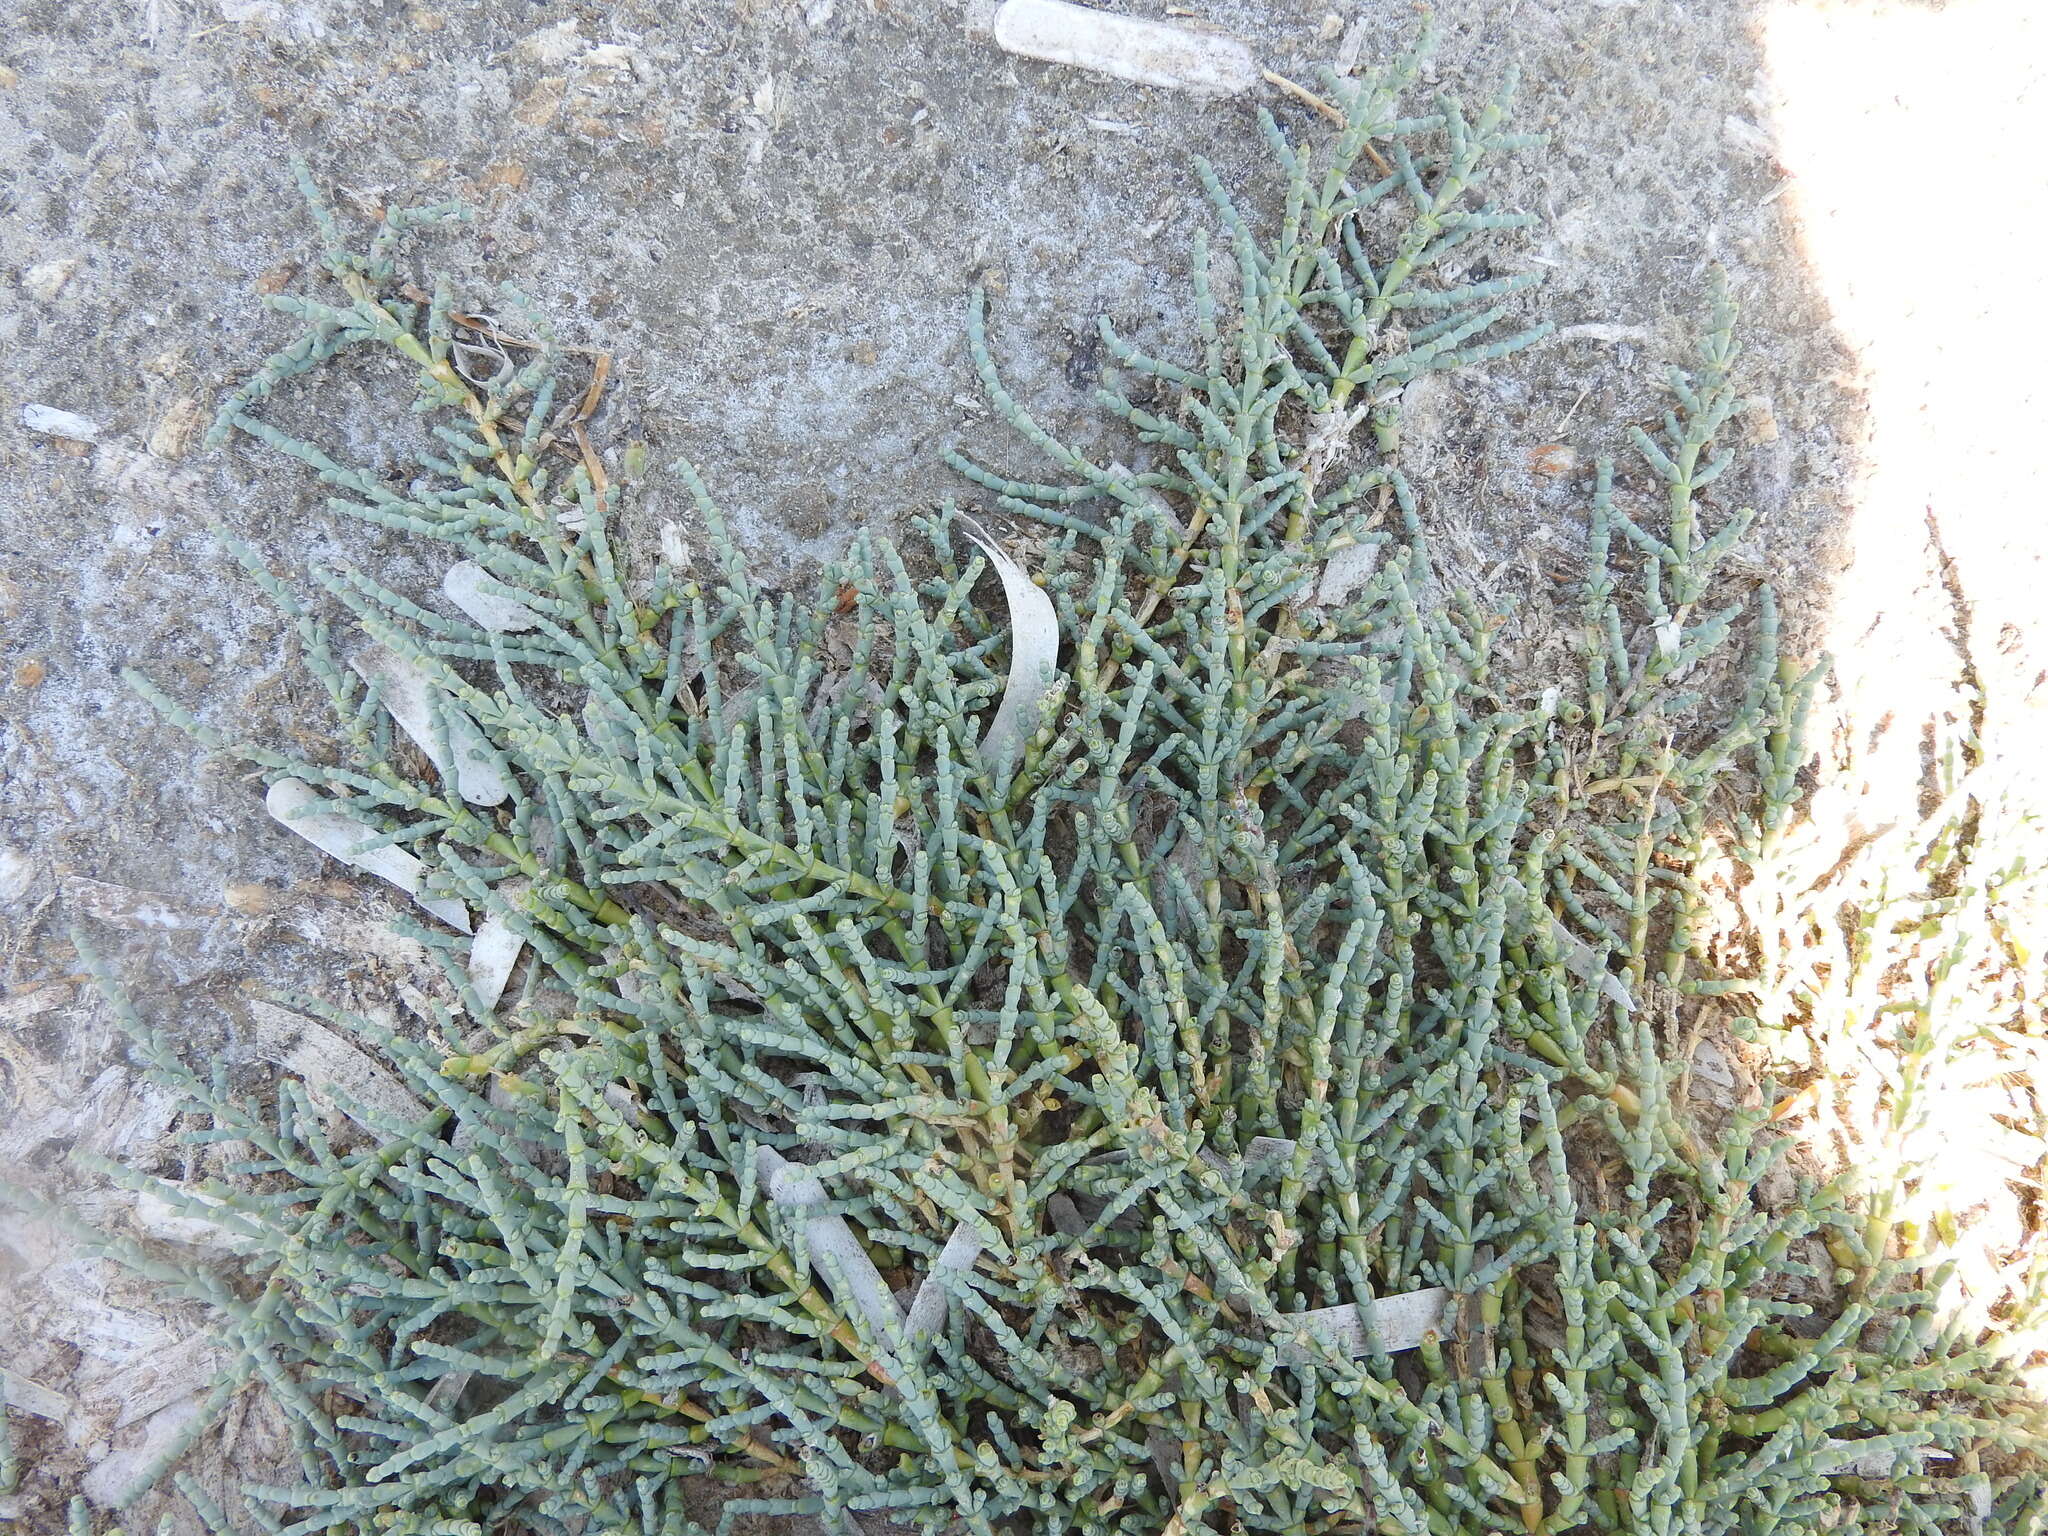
left=31, top=29, right=2046, bottom=1536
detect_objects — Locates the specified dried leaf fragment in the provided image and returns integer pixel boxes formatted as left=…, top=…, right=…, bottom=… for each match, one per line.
left=350, top=642, right=510, bottom=806
left=467, top=888, right=527, bottom=1011
left=1275, top=1287, right=1454, bottom=1361
left=959, top=516, right=1061, bottom=770
left=1314, top=539, right=1381, bottom=608
left=243, top=998, right=427, bottom=1128
left=222, top=879, right=287, bottom=916
left=990, top=0, right=1259, bottom=97
left=1, top=1366, right=72, bottom=1423
left=20, top=403, right=101, bottom=442
left=147, top=396, right=207, bottom=459
left=1501, top=872, right=1636, bottom=1013
left=756, top=1144, right=904, bottom=1341
left=443, top=559, right=541, bottom=632
left=264, top=776, right=471, bottom=932
left=514, top=75, right=566, bottom=126
left=0, top=980, right=72, bottom=1028
left=902, top=1222, right=984, bottom=1343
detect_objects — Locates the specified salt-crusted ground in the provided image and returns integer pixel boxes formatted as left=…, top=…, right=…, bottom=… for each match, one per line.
left=1, top=0, right=2039, bottom=1529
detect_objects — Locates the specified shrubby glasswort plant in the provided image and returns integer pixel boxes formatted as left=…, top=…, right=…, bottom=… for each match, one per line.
left=39, top=32, right=2048, bottom=1536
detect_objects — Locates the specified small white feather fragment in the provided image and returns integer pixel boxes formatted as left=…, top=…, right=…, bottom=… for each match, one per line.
left=244, top=998, right=427, bottom=1128
left=442, top=559, right=541, bottom=632
left=467, top=888, right=528, bottom=1011
left=991, top=0, right=1259, bottom=97
left=756, top=1145, right=904, bottom=1341
left=959, top=517, right=1061, bottom=769
left=265, top=777, right=471, bottom=932
left=1276, top=1286, right=1452, bottom=1362
left=903, top=1223, right=984, bottom=1343
left=350, top=643, right=510, bottom=806
left=127, top=1185, right=257, bottom=1255
left=1724, top=114, right=1777, bottom=162
left=425, top=1367, right=473, bottom=1413
left=20, top=403, right=101, bottom=441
